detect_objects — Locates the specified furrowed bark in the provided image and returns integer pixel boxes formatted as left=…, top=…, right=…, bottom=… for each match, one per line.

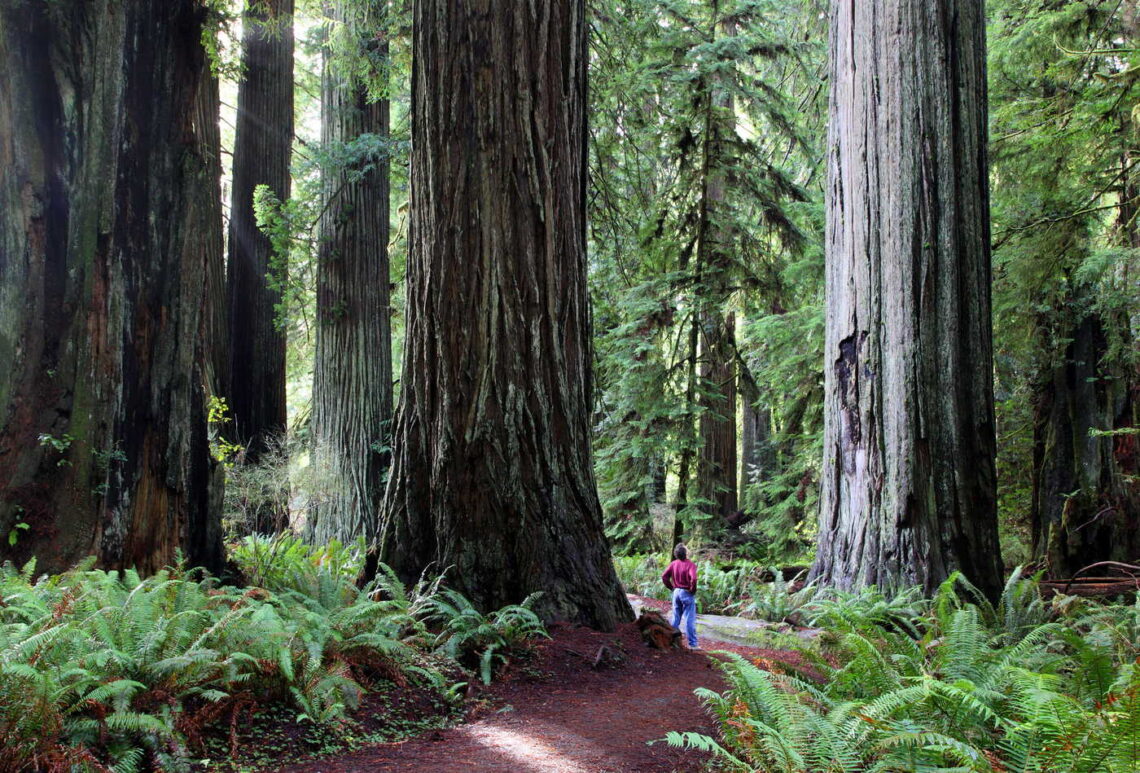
left=381, top=0, right=632, bottom=630
left=307, top=0, right=393, bottom=547
left=810, top=0, right=1003, bottom=597
left=0, top=0, right=224, bottom=573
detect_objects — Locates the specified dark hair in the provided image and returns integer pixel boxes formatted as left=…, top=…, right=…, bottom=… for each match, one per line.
left=673, top=543, right=687, bottom=561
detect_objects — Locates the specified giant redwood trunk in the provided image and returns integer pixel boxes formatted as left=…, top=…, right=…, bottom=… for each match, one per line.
left=0, top=0, right=224, bottom=573
left=810, top=0, right=1003, bottom=597
left=226, top=0, right=293, bottom=534
left=380, top=0, right=632, bottom=630
left=306, top=0, right=393, bottom=547
left=1031, top=309, right=1139, bottom=575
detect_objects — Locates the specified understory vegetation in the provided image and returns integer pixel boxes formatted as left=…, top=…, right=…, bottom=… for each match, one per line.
left=0, top=537, right=546, bottom=772
left=668, top=571, right=1140, bottom=772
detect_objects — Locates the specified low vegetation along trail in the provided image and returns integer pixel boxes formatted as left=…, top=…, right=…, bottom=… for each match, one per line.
left=278, top=599, right=789, bottom=772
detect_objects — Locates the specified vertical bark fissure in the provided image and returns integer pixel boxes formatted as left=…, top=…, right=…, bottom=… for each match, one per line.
left=308, top=0, right=393, bottom=547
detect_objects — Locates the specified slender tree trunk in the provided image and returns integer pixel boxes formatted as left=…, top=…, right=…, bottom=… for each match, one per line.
left=380, top=0, right=631, bottom=630
left=696, top=8, right=737, bottom=526
left=307, top=0, right=393, bottom=546
left=0, top=0, right=224, bottom=573
left=227, top=0, right=293, bottom=534
left=650, top=453, right=667, bottom=502
left=810, top=0, right=1003, bottom=597
left=673, top=313, right=701, bottom=545
left=739, top=366, right=773, bottom=507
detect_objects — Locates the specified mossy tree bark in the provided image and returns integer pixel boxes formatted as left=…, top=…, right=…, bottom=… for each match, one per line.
left=380, top=0, right=632, bottom=630
left=226, top=0, right=294, bottom=534
left=0, top=0, right=224, bottom=573
left=810, top=0, right=1003, bottom=598
left=306, top=0, right=393, bottom=547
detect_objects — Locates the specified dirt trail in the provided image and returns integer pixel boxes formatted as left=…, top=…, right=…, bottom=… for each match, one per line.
left=273, top=599, right=796, bottom=772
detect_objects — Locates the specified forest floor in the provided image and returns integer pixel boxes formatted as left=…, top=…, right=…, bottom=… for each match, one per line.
left=246, top=596, right=809, bottom=773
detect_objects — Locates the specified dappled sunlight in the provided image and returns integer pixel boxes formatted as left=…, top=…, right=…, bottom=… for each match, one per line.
left=465, top=724, right=596, bottom=773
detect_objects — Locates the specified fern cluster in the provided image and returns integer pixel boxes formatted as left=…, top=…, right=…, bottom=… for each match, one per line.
left=0, top=541, right=548, bottom=772
left=670, top=571, right=1140, bottom=772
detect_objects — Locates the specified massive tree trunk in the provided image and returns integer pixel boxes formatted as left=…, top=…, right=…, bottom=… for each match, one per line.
left=1031, top=306, right=1139, bottom=575
left=0, top=0, right=224, bottom=573
left=380, top=0, right=631, bottom=630
left=307, top=0, right=393, bottom=546
left=810, top=0, right=1003, bottom=597
left=226, top=0, right=293, bottom=534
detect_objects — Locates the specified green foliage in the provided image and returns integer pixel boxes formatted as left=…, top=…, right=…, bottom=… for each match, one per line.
left=698, top=562, right=763, bottom=614
left=613, top=553, right=671, bottom=600
left=205, top=396, right=244, bottom=468
left=734, top=569, right=822, bottom=624
left=588, top=0, right=827, bottom=550
left=423, top=590, right=549, bottom=686
left=0, top=543, right=548, bottom=770
left=988, top=0, right=1140, bottom=551
left=230, top=532, right=365, bottom=595
left=673, top=572, right=1140, bottom=772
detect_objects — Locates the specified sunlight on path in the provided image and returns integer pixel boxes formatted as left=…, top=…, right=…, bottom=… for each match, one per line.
left=467, top=725, right=595, bottom=773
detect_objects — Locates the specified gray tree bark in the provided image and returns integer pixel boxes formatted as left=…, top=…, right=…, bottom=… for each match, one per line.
left=810, top=0, right=1004, bottom=597
left=226, top=0, right=294, bottom=535
left=0, top=0, right=224, bottom=573
left=380, top=0, right=632, bottom=630
left=307, top=0, right=393, bottom=547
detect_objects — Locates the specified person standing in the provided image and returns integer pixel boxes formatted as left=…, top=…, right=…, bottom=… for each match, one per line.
left=662, top=544, right=699, bottom=649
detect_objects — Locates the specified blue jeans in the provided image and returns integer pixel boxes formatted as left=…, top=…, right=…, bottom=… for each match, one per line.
left=671, top=588, right=698, bottom=648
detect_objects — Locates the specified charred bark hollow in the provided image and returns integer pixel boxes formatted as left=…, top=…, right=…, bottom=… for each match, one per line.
left=307, top=0, right=393, bottom=547
left=0, top=0, right=223, bottom=573
left=381, top=0, right=632, bottom=631
left=1032, top=309, right=1139, bottom=576
left=810, top=0, right=1003, bottom=598
left=226, top=0, right=293, bottom=530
